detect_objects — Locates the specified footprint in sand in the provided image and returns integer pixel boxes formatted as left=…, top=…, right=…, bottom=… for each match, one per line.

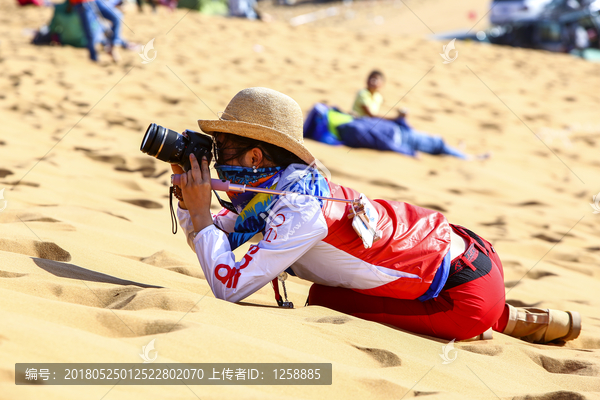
left=0, top=239, right=71, bottom=262
left=506, top=268, right=559, bottom=283
left=120, top=199, right=162, bottom=209
left=502, top=260, right=523, bottom=269
left=4, top=181, right=39, bottom=188
left=460, top=344, right=503, bottom=356
left=415, top=114, right=435, bottom=122
left=77, top=148, right=160, bottom=178
left=0, top=212, right=76, bottom=231
left=526, top=270, right=558, bottom=279
left=532, top=233, right=562, bottom=243
left=309, top=316, right=352, bottom=325
left=16, top=213, right=61, bottom=223
left=138, top=250, right=204, bottom=279
left=524, top=351, right=598, bottom=376
left=77, top=148, right=126, bottom=168
left=0, top=270, right=28, bottom=278
left=353, top=345, right=402, bottom=367
left=95, top=311, right=190, bottom=338
left=114, top=158, right=161, bottom=178
left=108, top=288, right=204, bottom=313
left=161, top=95, right=180, bottom=105
left=512, top=391, right=586, bottom=400
left=412, top=391, right=439, bottom=396
left=517, top=201, right=547, bottom=207
left=419, top=203, right=448, bottom=213
left=368, top=179, right=407, bottom=191
left=479, top=216, right=506, bottom=227
left=104, top=113, right=143, bottom=131
left=102, top=211, right=130, bottom=221
left=480, top=122, right=502, bottom=132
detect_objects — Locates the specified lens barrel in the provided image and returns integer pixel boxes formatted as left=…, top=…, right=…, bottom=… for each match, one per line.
left=140, top=123, right=160, bottom=155
left=140, top=123, right=187, bottom=164
left=140, top=123, right=214, bottom=172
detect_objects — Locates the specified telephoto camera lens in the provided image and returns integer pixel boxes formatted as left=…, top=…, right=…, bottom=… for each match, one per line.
left=140, top=123, right=214, bottom=171
left=140, top=123, right=188, bottom=164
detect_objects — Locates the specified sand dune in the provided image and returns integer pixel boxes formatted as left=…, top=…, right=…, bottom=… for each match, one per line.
left=2, top=0, right=600, bottom=398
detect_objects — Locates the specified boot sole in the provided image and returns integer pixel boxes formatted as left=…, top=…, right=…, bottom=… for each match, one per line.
left=563, top=311, right=582, bottom=341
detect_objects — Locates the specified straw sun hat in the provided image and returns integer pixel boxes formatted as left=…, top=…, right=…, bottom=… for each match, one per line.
left=197, top=87, right=315, bottom=164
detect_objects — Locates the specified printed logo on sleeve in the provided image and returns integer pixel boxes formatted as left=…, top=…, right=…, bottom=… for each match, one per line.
left=215, top=245, right=260, bottom=289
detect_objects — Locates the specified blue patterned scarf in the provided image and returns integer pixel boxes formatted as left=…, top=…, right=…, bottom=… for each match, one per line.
left=214, top=164, right=330, bottom=250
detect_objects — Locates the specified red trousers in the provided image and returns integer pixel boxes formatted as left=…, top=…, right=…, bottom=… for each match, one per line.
left=308, top=226, right=510, bottom=341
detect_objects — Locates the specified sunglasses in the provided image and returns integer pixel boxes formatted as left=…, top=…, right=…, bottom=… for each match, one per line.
left=214, top=144, right=255, bottom=165
left=212, top=132, right=274, bottom=165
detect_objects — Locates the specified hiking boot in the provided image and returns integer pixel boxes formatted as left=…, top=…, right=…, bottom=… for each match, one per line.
left=503, top=304, right=581, bottom=344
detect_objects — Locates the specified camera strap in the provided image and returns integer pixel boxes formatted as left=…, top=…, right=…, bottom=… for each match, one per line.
left=271, top=272, right=293, bottom=308
left=169, top=186, right=178, bottom=235
left=212, top=190, right=238, bottom=214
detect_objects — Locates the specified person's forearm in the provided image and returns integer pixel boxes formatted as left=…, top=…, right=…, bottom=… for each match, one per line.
left=362, top=105, right=375, bottom=118
left=190, top=209, right=213, bottom=232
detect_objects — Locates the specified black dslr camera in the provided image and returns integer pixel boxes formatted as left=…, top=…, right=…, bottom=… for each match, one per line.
left=140, top=123, right=236, bottom=234
left=140, top=123, right=214, bottom=171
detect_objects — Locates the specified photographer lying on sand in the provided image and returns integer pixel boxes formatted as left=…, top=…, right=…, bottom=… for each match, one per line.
left=156, top=87, right=580, bottom=343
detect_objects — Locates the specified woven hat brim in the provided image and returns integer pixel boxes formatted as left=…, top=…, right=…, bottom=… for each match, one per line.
left=198, top=119, right=315, bottom=165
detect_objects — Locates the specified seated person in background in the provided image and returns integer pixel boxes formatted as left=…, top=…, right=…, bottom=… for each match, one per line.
left=337, top=70, right=488, bottom=160
left=305, top=106, right=489, bottom=161
left=352, top=70, right=404, bottom=120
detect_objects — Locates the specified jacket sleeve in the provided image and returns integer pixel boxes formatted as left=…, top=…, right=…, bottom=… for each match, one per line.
left=178, top=206, right=238, bottom=250
left=184, top=196, right=328, bottom=303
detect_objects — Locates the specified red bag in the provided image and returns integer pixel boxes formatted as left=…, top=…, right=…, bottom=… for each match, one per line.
left=17, top=0, right=45, bottom=6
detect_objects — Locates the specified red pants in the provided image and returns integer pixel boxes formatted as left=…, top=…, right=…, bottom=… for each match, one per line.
left=308, top=225, right=510, bottom=341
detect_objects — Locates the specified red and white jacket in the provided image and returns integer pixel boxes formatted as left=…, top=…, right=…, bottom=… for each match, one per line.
left=178, top=166, right=451, bottom=303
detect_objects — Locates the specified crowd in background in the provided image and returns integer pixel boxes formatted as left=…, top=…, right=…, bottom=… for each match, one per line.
left=23, top=0, right=265, bottom=63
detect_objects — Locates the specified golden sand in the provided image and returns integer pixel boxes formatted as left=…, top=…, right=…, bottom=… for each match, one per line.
left=1, top=0, right=600, bottom=398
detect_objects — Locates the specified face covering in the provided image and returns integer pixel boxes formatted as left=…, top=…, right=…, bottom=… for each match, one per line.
left=213, top=165, right=282, bottom=210
left=214, top=164, right=282, bottom=186
left=213, top=164, right=283, bottom=250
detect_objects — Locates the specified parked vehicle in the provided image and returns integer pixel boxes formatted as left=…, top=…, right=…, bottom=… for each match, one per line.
left=434, top=2, right=600, bottom=61
left=490, top=0, right=555, bottom=25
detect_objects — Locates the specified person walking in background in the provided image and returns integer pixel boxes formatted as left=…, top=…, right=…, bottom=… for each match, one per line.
left=95, top=0, right=123, bottom=62
left=69, top=0, right=99, bottom=61
left=69, top=0, right=123, bottom=62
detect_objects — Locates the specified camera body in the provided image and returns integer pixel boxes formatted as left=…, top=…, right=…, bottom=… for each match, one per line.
left=140, top=123, right=213, bottom=171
